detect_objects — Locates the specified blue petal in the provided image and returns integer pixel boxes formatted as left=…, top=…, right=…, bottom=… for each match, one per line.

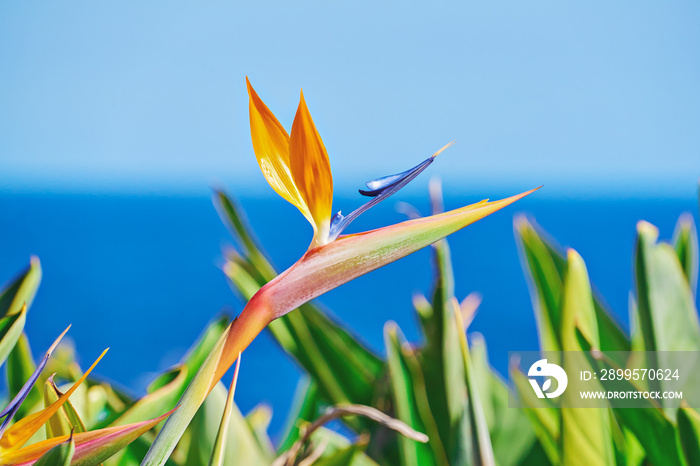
left=359, top=157, right=434, bottom=197
left=328, top=148, right=447, bottom=241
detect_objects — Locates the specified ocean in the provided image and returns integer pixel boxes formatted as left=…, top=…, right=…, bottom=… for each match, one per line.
left=0, top=190, right=698, bottom=438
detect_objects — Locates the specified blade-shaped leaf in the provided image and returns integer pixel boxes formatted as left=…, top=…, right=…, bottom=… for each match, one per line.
left=635, top=220, right=700, bottom=409
left=470, top=335, right=546, bottom=466
left=417, top=237, right=465, bottom=460
left=636, top=220, right=700, bottom=353
left=515, top=217, right=629, bottom=358
left=673, top=214, right=698, bottom=297
left=577, top=328, right=686, bottom=466
left=0, top=257, right=41, bottom=320
left=452, top=299, right=495, bottom=466
left=142, top=322, right=231, bottom=466
left=678, top=404, right=700, bottom=465
left=277, top=378, right=321, bottom=454
left=509, top=362, right=560, bottom=465
left=559, top=249, right=614, bottom=466
left=0, top=305, right=27, bottom=369
left=6, top=333, right=40, bottom=419
left=384, top=323, right=437, bottom=466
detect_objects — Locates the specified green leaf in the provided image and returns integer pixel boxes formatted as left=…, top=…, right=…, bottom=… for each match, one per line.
left=673, top=214, right=698, bottom=297
left=678, top=404, right=700, bottom=465
left=312, top=441, right=380, bottom=466
left=577, top=329, right=686, bottom=466
left=515, top=217, right=565, bottom=352
left=470, top=335, right=547, bottom=466
left=636, top=221, right=700, bottom=353
left=141, top=321, right=231, bottom=466
left=0, top=305, right=27, bottom=368
left=559, top=249, right=615, bottom=466
left=416, top=238, right=466, bottom=462
left=388, top=335, right=448, bottom=465
left=303, top=427, right=379, bottom=466
left=509, top=363, right=560, bottom=465
left=214, top=190, right=277, bottom=279
left=635, top=221, right=700, bottom=410
left=277, top=378, right=322, bottom=453
left=0, top=256, right=42, bottom=319
left=515, top=217, right=629, bottom=358
left=33, top=433, right=75, bottom=466
left=453, top=300, right=495, bottom=466
left=245, top=404, right=275, bottom=461
left=384, top=323, right=438, bottom=466
left=184, top=381, right=273, bottom=466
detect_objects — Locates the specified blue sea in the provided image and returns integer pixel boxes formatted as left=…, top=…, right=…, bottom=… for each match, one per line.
left=1, top=190, right=698, bottom=439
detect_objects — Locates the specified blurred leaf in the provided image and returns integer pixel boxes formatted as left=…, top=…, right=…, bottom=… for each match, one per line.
left=384, top=323, right=437, bottom=466
left=515, top=217, right=564, bottom=352
left=416, top=237, right=466, bottom=462
left=509, top=364, right=560, bottom=464
left=559, top=249, right=614, bottom=466
left=635, top=221, right=700, bottom=410
left=0, top=256, right=41, bottom=319
left=33, top=433, right=75, bottom=466
left=214, top=190, right=277, bottom=279
left=6, top=333, right=40, bottom=419
left=245, top=404, right=275, bottom=461
left=470, top=335, right=547, bottom=466
left=678, top=404, right=700, bottom=465
left=0, top=305, right=27, bottom=370
left=636, top=221, right=700, bottom=353
left=295, top=427, right=378, bottom=466
left=390, top=336, right=448, bottom=465
left=142, top=321, right=231, bottom=466
left=270, top=307, right=383, bottom=416
left=453, top=299, right=495, bottom=466
left=312, top=441, right=379, bottom=466
left=673, top=214, right=698, bottom=297
left=515, top=217, right=629, bottom=358
left=577, top=329, right=686, bottom=466
left=277, top=378, right=321, bottom=453
left=278, top=404, right=427, bottom=466
left=184, top=381, right=273, bottom=466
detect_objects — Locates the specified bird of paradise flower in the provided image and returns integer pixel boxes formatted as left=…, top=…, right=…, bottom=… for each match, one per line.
left=142, top=79, right=540, bottom=465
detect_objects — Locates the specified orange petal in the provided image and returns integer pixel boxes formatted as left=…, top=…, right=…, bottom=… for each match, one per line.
left=289, top=90, right=334, bottom=247
left=246, top=78, right=312, bottom=222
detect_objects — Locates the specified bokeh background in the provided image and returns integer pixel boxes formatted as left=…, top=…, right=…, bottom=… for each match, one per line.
left=1, top=2, right=699, bottom=438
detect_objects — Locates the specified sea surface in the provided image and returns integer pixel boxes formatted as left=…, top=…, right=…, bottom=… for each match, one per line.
left=0, top=190, right=698, bottom=439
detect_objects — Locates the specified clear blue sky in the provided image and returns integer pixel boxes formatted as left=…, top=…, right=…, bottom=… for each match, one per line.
left=1, top=1, right=699, bottom=197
